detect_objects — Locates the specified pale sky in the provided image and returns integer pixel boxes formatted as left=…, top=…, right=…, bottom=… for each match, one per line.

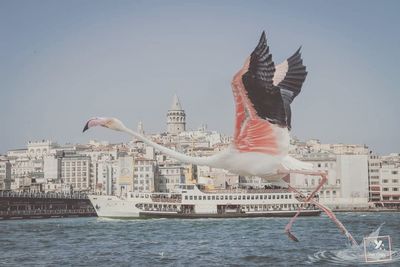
left=1, top=0, right=399, bottom=155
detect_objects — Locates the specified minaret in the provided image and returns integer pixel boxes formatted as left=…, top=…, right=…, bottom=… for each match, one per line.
left=167, top=94, right=186, bottom=134
left=137, top=121, right=145, bottom=135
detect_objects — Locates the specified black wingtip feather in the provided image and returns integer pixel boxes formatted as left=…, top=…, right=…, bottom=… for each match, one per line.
left=258, top=31, right=267, bottom=46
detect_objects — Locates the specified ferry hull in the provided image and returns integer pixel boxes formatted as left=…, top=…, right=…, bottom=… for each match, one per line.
left=138, top=210, right=320, bottom=219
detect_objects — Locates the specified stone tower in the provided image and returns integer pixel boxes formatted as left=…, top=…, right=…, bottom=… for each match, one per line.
left=167, top=94, right=186, bottom=134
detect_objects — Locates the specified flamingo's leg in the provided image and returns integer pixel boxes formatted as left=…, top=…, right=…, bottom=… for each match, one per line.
left=281, top=171, right=327, bottom=241
left=280, top=170, right=357, bottom=246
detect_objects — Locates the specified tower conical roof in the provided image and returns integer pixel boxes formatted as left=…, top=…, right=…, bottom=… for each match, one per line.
left=170, top=94, right=183, bottom=110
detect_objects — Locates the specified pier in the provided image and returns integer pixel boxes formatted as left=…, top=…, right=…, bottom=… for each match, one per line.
left=0, top=191, right=96, bottom=220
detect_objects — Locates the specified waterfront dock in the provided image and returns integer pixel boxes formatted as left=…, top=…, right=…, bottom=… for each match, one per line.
left=0, top=191, right=96, bottom=220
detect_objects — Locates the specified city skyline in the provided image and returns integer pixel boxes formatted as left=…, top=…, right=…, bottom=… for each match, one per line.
left=1, top=0, right=400, bottom=155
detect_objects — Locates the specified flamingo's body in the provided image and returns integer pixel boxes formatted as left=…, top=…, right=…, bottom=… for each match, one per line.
left=82, top=31, right=357, bottom=245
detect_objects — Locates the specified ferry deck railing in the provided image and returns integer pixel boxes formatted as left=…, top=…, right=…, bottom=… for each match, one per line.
left=0, top=191, right=89, bottom=199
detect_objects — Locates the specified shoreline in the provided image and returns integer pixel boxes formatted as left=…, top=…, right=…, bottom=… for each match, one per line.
left=332, top=208, right=400, bottom=212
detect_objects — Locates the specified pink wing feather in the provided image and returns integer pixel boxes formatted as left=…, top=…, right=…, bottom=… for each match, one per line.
left=231, top=58, right=279, bottom=155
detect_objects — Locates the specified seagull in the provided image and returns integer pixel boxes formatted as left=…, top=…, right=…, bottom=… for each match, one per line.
left=82, top=31, right=357, bottom=245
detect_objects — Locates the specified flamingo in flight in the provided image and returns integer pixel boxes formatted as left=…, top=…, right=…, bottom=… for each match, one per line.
left=83, top=31, right=357, bottom=245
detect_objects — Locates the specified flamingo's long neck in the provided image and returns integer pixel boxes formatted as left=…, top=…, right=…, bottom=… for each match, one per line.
left=123, top=127, right=214, bottom=166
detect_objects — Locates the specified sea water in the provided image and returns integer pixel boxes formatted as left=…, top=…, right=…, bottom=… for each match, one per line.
left=0, top=212, right=399, bottom=266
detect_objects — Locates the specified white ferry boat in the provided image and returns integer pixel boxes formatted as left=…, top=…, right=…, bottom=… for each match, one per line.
left=89, top=185, right=320, bottom=218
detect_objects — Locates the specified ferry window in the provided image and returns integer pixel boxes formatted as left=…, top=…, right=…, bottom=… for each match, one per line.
left=198, top=196, right=202, bottom=200
left=255, top=195, right=258, bottom=200
left=277, top=195, right=280, bottom=199
left=272, top=195, right=275, bottom=199
left=233, top=196, right=237, bottom=200
left=225, top=196, right=228, bottom=200
left=281, top=195, right=284, bottom=199
left=247, top=196, right=250, bottom=200
left=194, top=196, right=197, bottom=200
left=251, top=195, right=254, bottom=200
left=208, top=196, right=211, bottom=200
left=229, top=196, right=232, bottom=200
left=289, top=195, right=292, bottom=199
left=190, top=196, right=193, bottom=200
left=212, top=196, right=216, bottom=200
left=285, top=195, right=288, bottom=199
left=238, top=196, right=241, bottom=200
left=185, top=196, right=188, bottom=200
left=216, top=196, right=219, bottom=200
left=243, top=195, right=246, bottom=200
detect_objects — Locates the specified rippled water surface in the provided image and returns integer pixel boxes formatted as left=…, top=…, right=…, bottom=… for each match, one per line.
left=1, top=212, right=399, bottom=266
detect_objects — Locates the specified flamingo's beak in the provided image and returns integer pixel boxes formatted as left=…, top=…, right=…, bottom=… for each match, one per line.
left=82, top=117, right=108, bottom=133
left=83, top=121, right=90, bottom=132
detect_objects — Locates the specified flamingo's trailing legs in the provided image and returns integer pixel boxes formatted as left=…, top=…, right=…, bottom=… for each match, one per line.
left=280, top=170, right=358, bottom=245
left=82, top=31, right=357, bottom=243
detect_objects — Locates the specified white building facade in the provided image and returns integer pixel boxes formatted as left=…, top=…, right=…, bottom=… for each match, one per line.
left=157, top=164, right=185, bottom=192
left=61, top=154, right=91, bottom=192
left=290, top=153, right=369, bottom=209
left=0, top=159, right=11, bottom=190
left=133, top=158, right=156, bottom=192
left=380, top=164, right=400, bottom=204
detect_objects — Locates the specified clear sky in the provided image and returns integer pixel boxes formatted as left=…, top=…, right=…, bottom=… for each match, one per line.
left=1, top=0, right=399, bottom=155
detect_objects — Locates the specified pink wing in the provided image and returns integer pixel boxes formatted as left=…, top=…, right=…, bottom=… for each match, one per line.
left=231, top=58, right=279, bottom=155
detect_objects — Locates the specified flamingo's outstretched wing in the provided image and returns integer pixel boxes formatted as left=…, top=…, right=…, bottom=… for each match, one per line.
left=273, top=48, right=308, bottom=130
left=231, top=31, right=283, bottom=155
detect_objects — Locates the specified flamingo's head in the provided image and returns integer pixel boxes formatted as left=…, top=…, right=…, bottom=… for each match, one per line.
left=83, top=117, right=127, bottom=132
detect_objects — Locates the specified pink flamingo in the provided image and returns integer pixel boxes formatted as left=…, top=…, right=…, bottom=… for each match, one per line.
left=83, top=31, right=357, bottom=245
